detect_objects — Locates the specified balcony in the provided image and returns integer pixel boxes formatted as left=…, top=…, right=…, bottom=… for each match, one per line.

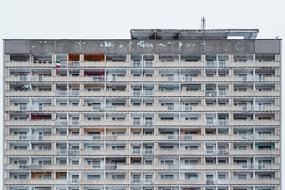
left=231, top=164, right=280, bottom=170
left=156, top=119, right=202, bottom=126
left=229, top=90, right=279, bottom=97
left=42, top=105, right=92, bottom=112
left=6, top=119, right=54, bottom=126
left=154, top=61, right=204, bottom=68
left=5, top=133, right=279, bottom=142
left=181, top=90, right=204, bottom=97
left=229, top=178, right=279, bottom=185
left=5, top=149, right=54, bottom=156
left=7, top=163, right=279, bottom=173
left=191, top=76, right=232, bottom=82
left=56, top=149, right=80, bottom=156
left=80, top=149, right=129, bottom=156
left=205, top=149, right=229, bottom=156
left=55, top=120, right=80, bottom=127
left=81, top=61, right=130, bottom=68
left=253, top=105, right=280, bottom=112
left=228, top=60, right=280, bottom=68
left=177, top=164, right=280, bottom=171
left=6, top=75, right=50, bottom=82
left=234, top=75, right=279, bottom=83
left=80, top=90, right=129, bottom=97
left=191, top=105, right=232, bottom=112
left=205, top=90, right=228, bottom=97
left=5, top=90, right=54, bottom=97
left=80, top=179, right=129, bottom=185
left=5, top=61, right=53, bottom=68
left=230, top=119, right=279, bottom=126
left=54, top=76, right=87, bottom=82
left=81, top=120, right=130, bottom=126
left=155, top=91, right=181, bottom=97
left=205, top=60, right=229, bottom=68
left=155, top=178, right=205, bottom=185
left=6, top=134, right=48, bottom=141
left=205, top=119, right=229, bottom=127
left=5, top=179, right=62, bottom=185
left=230, top=149, right=280, bottom=155
left=55, top=90, right=80, bottom=96
left=6, top=105, right=44, bottom=112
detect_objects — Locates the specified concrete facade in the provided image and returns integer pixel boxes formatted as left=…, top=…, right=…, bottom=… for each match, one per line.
left=3, top=29, right=281, bottom=190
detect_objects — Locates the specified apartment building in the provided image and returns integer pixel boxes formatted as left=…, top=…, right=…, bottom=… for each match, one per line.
left=3, top=29, right=281, bottom=190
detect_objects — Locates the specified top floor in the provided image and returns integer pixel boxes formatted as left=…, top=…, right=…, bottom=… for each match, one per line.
left=3, top=29, right=281, bottom=55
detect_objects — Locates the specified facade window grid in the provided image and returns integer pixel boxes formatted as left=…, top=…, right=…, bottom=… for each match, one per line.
left=3, top=29, right=281, bottom=190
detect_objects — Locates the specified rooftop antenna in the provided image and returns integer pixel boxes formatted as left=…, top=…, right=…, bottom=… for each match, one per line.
left=201, top=16, right=206, bottom=54
left=201, top=16, right=206, bottom=39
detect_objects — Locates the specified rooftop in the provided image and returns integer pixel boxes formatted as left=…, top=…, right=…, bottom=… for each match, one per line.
left=4, top=29, right=281, bottom=54
left=130, top=29, right=259, bottom=40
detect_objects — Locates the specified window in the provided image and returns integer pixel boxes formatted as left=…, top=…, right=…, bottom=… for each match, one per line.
left=132, top=174, right=140, bottom=183
left=144, top=159, right=153, bottom=165
left=160, top=174, right=174, bottom=180
left=87, top=174, right=100, bottom=180
left=13, top=145, right=28, bottom=150
left=71, top=159, right=79, bottom=165
left=145, top=102, right=153, bottom=106
left=112, top=174, right=125, bottom=180
left=10, top=54, right=30, bottom=62
left=218, top=159, right=227, bottom=164
left=185, top=173, right=198, bottom=180
left=185, top=159, right=198, bottom=165
left=259, top=174, right=272, bottom=179
left=160, top=160, right=174, bottom=165
left=84, top=54, right=104, bottom=62
left=237, top=174, right=247, bottom=180
left=185, top=145, right=198, bottom=150
left=235, top=145, right=247, bottom=150
left=145, top=175, right=152, bottom=182
left=85, top=145, right=100, bottom=150
left=185, top=116, right=198, bottom=120
left=57, top=158, right=67, bottom=165
left=86, top=160, right=100, bottom=167
left=112, top=117, right=125, bottom=121
left=160, top=116, right=174, bottom=121
left=112, top=145, right=125, bottom=150
left=218, top=173, right=226, bottom=179
left=68, top=54, right=80, bottom=61
left=87, top=116, right=100, bottom=121
left=160, top=145, right=174, bottom=150
left=133, top=102, right=141, bottom=106
left=13, top=174, right=28, bottom=180
left=257, top=145, right=272, bottom=150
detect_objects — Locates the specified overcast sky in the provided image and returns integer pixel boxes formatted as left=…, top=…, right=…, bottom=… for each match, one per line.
left=0, top=0, right=285, bottom=187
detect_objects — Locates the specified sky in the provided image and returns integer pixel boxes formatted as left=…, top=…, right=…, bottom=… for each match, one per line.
left=0, top=0, right=285, bottom=188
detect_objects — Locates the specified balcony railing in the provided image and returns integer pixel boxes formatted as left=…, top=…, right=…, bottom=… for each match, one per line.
left=144, top=150, right=154, bottom=155
left=55, top=90, right=80, bottom=96
left=132, top=91, right=141, bottom=96
left=57, top=150, right=80, bottom=156
left=132, top=61, right=141, bottom=67
left=205, top=149, right=229, bottom=156
left=205, top=119, right=229, bottom=126
left=144, top=61, right=153, bottom=67
left=145, top=120, right=153, bottom=126
left=206, top=60, right=229, bottom=68
left=144, top=90, right=154, bottom=96
left=205, top=90, right=228, bottom=97
left=55, top=120, right=80, bottom=127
